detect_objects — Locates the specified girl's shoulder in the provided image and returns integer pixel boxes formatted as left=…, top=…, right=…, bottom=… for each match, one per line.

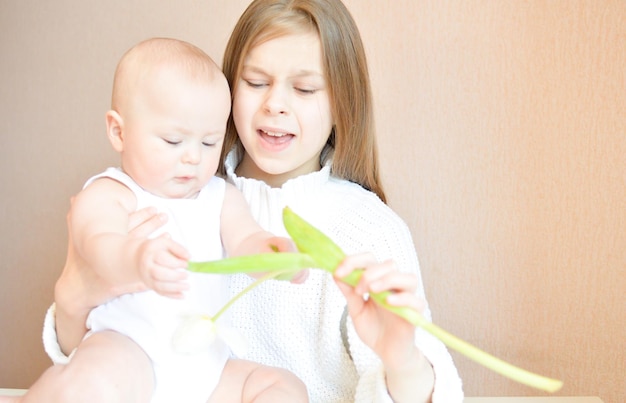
left=320, top=178, right=419, bottom=267
left=326, top=175, right=381, bottom=201
left=325, top=176, right=411, bottom=235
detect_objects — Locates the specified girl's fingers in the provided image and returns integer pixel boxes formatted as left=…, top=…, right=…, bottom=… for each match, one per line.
left=368, top=270, right=419, bottom=294
left=335, top=254, right=421, bottom=307
left=334, top=252, right=377, bottom=278
left=353, top=260, right=397, bottom=294
left=385, top=291, right=425, bottom=312
left=341, top=257, right=416, bottom=296
left=334, top=277, right=366, bottom=309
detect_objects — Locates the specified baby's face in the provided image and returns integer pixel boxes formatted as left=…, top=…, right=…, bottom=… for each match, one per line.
left=120, top=68, right=231, bottom=199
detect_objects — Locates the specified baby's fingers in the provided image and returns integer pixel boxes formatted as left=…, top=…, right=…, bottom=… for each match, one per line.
left=266, top=236, right=297, bottom=253
left=150, top=267, right=189, bottom=298
left=147, top=234, right=190, bottom=269
left=162, top=235, right=190, bottom=261
left=152, top=279, right=190, bottom=299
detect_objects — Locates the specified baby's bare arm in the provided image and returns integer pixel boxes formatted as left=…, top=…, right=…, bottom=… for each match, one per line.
left=219, top=183, right=282, bottom=257
left=55, top=201, right=171, bottom=355
left=220, top=183, right=300, bottom=257
left=219, top=184, right=307, bottom=283
left=71, top=178, right=189, bottom=293
left=71, top=178, right=146, bottom=284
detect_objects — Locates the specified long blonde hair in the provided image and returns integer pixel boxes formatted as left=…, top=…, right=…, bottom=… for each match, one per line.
left=220, top=0, right=386, bottom=202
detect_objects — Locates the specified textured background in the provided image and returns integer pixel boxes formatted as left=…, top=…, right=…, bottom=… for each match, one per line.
left=1, top=1, right=624, bottom=401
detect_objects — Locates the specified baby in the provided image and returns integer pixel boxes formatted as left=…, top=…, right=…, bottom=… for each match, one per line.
left=4, top=37, right=308, bottom=403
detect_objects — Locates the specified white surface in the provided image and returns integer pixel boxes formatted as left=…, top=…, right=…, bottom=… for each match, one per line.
left=464, top=397, right=604, bottom=403
left=0, top=389, right=606, bottom=402
left=0, top=389, right=27, bottom=396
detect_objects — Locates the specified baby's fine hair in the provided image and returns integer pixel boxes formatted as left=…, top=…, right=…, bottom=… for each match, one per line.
left=221, top=0, right=386, bottom=202
left=111, top=37, right=222, bottom=112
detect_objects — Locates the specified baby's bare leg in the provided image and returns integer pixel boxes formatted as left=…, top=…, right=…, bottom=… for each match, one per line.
left=11, top=331, right=154, bottom=403
left=207, top=359, right=308, bottom=403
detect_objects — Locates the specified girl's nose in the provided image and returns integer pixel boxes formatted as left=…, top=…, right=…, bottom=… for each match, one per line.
left=263, top=85, right=289, bottom=115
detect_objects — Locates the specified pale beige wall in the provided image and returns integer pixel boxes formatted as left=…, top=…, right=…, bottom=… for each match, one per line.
left=1, top=1, right=624, bottom=402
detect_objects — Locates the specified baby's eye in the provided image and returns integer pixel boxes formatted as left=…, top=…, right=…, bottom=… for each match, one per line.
left=163, top=138, right=181, bottom=145
left=202, top=141, right=216, bottom=147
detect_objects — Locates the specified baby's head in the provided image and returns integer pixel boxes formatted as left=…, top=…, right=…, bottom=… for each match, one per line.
left=106, top=38, right=231, bottom=199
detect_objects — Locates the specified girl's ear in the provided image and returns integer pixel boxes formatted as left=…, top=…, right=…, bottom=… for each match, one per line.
left=105, top=110, right=124, bottom=152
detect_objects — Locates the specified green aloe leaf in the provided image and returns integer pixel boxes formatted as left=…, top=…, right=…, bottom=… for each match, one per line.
left=188, top=252, right=316, bottom=276
left=188, top=207, right=563, bottom=393
left=282, top=206, right=563, bottom=393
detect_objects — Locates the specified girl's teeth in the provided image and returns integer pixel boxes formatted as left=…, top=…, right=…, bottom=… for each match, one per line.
left=263, top=130, right=284, bottom=137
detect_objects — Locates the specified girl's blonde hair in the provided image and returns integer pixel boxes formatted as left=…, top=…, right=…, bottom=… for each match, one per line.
left=220, top=0, right=386, bottom=202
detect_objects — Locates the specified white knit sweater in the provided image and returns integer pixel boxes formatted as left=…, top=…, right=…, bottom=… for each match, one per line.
left=222, top=152, right=463, bottom=402
left=43, top=152, right=463, bottom=402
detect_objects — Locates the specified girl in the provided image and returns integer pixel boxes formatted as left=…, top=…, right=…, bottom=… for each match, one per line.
left=47, top=0, right=464, bottom=401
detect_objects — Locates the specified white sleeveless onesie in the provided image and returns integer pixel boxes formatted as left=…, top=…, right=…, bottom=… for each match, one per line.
left=85, top=168, right=229, bottom=403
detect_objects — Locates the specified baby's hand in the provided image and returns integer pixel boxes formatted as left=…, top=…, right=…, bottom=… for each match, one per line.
left=137, top=233, right=190, bottom=298
left=260, top=236, right=309, bottom=283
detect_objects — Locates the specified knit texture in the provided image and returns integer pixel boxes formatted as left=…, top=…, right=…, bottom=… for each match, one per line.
left=224, top=152, right=464, bottom=402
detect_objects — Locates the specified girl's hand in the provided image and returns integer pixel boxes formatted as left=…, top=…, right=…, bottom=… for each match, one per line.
left=333, top=253, right=424, bottom=371
left=334, top=253, right=435, bottom=401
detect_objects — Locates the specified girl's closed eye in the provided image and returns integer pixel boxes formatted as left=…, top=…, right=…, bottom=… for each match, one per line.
left=293, top=77, right=325, bottom=95
left=294, top=87, right=317, bottom=95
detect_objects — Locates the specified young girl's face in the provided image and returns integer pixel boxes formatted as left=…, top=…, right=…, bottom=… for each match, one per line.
left=232, top=32, right=334, bottom=187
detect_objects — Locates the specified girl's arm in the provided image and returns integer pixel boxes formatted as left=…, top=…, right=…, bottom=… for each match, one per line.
left=330, top=198, right=463, bottom=402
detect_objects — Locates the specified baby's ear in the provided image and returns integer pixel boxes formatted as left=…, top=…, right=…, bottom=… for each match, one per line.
left=105, top=110, right=124, bottom=152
